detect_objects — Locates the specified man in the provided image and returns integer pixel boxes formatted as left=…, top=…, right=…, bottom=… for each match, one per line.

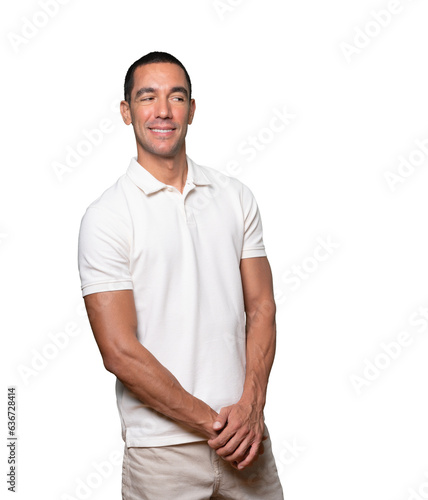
left=78, top=51, right=284, bottom=499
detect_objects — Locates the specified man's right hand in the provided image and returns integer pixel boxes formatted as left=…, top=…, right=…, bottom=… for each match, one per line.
left=207, top=403, right=267, bottom=470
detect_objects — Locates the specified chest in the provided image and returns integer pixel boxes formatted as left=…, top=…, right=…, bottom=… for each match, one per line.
left=129, top=185, right=244, bottom=266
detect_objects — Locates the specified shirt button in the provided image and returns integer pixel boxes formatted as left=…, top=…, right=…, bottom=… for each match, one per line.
left=167, top=187, right=173, bottom=192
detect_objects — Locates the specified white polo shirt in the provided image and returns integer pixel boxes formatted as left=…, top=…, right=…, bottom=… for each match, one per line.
left=78, top=155, right=267, bottom=447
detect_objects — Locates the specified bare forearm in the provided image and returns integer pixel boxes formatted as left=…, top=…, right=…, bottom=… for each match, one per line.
left=207, top=304, right=276, bottom=469
left=84, top=291, right=218, bottom=439
left=240, top=298, right=277, bottom=409
left=208, top=258, right=277, bottom=470
left=105, top=342, right=218, bottom=439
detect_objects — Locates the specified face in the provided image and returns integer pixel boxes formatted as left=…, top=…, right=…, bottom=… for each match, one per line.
left=120, top=62, right=195, bottom=160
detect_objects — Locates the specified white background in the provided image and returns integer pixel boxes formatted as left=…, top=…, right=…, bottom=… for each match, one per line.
left=2, top=1, right=428, bottom=499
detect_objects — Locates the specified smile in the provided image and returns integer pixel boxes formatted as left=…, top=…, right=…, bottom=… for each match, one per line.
left=149, top=128, right=175, bottom=133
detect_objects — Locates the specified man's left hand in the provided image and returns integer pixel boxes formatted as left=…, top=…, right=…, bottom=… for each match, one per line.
left=207, top=401, right=267, bottom=470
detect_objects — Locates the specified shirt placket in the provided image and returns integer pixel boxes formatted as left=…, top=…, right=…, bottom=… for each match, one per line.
left=165, top=182, right=196, bottom=226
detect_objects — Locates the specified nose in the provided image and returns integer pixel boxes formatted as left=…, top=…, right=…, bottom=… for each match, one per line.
left=155, top=97, right=172, bottom=119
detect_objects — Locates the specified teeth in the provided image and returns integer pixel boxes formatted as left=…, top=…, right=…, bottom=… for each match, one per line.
left=151, top=129, right=173, bottom=133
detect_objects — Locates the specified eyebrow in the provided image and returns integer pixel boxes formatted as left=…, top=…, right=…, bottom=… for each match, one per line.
left=134, top=86, right=189, bottom=100
left=170, top=86, right=188, bottom=98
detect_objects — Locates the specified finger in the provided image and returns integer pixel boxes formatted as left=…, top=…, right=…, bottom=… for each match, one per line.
left=213, top=420, right=224, bottom=431
left=220, top=436, right=252, bottom=463
left=214, top=431, right=243, bottom=457
left=212, top=409, right=228, bottom=432
left=236, top=442, right=260, bottom=470
left=208, top=427, right=236, bottom=449
left=208, top=418, right=238, bottom=449
left=230, top=447, right=251, bottom=470
left=212, top=411, right=226, bottom=431
left=230, top=448, right=250, bottom=470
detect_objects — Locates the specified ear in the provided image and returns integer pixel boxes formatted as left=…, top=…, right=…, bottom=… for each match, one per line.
left=188, top=99, right=196, bottom=125
left=120, top=100, right=132, bottom=125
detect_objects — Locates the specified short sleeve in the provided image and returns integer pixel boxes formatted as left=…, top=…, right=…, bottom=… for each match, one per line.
left=78, top=206, right=133, bottom=297
left=240, top=183, right=267, bottom=259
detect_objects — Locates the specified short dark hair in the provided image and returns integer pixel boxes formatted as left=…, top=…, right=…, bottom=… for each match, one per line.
left=124, top=51, right=192, bottom=104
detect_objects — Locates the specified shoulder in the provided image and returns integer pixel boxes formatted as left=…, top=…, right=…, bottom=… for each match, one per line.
left=80, top=174, right=132, bottom=232
left=192, top=159, right=260, bottom=214
left=190, top=158, right=252, bottom=200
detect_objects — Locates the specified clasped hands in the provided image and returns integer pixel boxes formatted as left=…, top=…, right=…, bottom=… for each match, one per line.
left=207, top=401, right=267, bottom=471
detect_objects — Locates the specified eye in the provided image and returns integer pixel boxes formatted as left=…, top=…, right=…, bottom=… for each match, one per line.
left=172, top=96, right=185, bottom=102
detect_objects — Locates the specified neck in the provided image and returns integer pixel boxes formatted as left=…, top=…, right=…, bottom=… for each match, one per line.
left=136, top=148, right=188, bottom=193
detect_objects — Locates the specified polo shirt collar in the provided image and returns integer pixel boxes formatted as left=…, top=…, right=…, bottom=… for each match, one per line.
left=126, top=156, right=212, bottom=195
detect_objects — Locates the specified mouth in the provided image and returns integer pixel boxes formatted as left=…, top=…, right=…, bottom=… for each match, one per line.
left=148, top=127, right=176, bottom=136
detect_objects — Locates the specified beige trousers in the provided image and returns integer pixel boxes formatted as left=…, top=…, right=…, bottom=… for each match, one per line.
left=122, top=430, right=284, bottom=499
